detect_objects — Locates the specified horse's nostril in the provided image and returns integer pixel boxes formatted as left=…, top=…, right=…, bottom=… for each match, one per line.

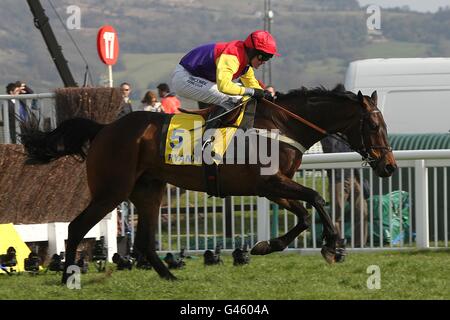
left=386, top=164, right=397, bottom=174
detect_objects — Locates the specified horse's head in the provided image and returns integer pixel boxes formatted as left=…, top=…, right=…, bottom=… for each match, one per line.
left=345, top=91, right=397, bottom=177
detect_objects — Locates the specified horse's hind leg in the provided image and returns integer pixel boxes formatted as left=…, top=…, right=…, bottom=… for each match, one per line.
left=129, top=176, right=176, bottom=280
left=251, top=198, right=310, bottom=255
left=257, top=173, right=345, bottom=263
left=62, top=195, right=123, bottom=284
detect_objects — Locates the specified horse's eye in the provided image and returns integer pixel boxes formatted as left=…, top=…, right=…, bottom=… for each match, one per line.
left=369, top=122, right=379, bottom=131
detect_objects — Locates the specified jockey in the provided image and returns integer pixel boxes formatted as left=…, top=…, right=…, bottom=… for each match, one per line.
left=171, top=30, right=279, bottom=144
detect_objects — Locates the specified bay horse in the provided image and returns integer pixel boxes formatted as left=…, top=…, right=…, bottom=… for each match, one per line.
left=20, top=87, right=397, bottom=283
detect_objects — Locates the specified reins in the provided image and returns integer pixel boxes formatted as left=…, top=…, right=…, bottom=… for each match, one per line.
left=261, top=97, right=390, bottom=165
left=189, top=100, right=247, bottom=132
left=261, top=97, right=349, bottom=146
left=262, top=98, right=328, bottom=135
left=204, top=100, right=247, bottom=124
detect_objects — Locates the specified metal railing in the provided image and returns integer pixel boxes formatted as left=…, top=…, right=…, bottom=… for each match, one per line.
left=0, top=93, right=56, bottom=144
left=120, top=150, right=450, bottom=253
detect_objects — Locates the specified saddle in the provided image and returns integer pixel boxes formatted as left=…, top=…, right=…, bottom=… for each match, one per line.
left=179, top=105, right=242, bottom=128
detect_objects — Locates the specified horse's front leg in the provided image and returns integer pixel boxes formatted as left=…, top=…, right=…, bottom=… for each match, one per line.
left=256, top=173, right=346, bottom=263
left=251, top=197, right=310, bottom=255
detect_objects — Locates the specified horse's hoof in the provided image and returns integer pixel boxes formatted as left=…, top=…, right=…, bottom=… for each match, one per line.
left=166, top=274, right=177, bottom=281
left=160, top=272, right=177, bottom=281
left=321, top=246, right=336, bottom=264
left=335, top=247, right=347, bottom=263
left=335, top=251, right=346, bottom=263
left=250, top=240, right=271, bottom=255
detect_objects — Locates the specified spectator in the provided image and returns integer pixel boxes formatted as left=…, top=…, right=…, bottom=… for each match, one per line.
left=321, top=136, right=369, bottom=247
left=116, top=81, right=134, bottom=244
left=117, top=82, right=133, bottom=119
left=157, top=83, right=181, bottom=114
left=4, top=81, right=35, bottom=143
left=117, top=201, right=132, bottom=255
left=141, top=90, right=162, bottom=112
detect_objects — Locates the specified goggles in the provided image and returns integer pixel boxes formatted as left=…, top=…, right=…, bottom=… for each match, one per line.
left=257, top=52, right=273, bottom=62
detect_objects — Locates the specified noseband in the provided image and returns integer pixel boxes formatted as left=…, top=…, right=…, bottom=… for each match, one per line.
left=354, top=110, right=392, bottom=167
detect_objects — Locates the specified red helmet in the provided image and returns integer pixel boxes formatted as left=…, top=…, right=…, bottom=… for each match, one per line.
left=244, top=30, right=280, bottom=56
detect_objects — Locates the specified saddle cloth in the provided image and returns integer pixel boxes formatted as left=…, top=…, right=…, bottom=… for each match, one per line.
left=163, top=101, right=247, bottom=166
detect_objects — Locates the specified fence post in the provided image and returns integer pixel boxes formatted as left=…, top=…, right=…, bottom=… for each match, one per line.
left=271, top=203, right=279, bottom=238
left=225, top=196, right=233, bottom=238
left=257, top=197, right=270, bottom=241
left=100, top=209, right=118, bottom=262
left=47, top=222, right=66, bottom=256
left=14, top=100, right=21, bottom=140
left=414, top=160, right=429, bottom=248
left=2, top=101, right=11, bottom=144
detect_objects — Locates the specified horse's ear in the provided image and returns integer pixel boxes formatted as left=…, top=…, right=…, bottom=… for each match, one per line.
left=371, top=91, right=378, bottom=105
left=357, top=90, right=364, bottom=103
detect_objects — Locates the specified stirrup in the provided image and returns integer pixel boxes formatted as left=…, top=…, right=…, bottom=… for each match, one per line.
left=202, top=136, right=215, bottom=150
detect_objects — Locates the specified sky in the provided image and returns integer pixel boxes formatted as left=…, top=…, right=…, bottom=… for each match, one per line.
left=358, top=0, right=450, bottom=12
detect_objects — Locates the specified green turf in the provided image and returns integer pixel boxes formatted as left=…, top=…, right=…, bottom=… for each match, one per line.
left=2, top=250, right=449, bottom=300
left=115, top=52, right=184, bottom=89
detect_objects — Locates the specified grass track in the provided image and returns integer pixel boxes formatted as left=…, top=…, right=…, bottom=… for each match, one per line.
left=1, top=250, right=449, bottom=300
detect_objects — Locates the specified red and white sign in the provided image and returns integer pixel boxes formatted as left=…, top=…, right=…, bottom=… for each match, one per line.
left=97, top=25, right=119, bottom=65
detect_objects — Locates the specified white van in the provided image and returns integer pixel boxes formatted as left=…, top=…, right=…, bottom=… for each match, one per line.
left=344, top=58, right=450, bottom=134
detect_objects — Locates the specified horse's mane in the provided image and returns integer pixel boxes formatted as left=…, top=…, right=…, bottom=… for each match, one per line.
left=256, top=85, right=359, bottom=126
left=276, top=85, right=359, bottom=103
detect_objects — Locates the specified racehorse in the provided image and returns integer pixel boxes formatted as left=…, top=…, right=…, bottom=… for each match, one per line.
left=20, top=86, right=397, bottom=283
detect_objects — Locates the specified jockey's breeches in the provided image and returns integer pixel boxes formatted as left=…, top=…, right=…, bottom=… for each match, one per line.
left=171, top=64, right=240, bottom=110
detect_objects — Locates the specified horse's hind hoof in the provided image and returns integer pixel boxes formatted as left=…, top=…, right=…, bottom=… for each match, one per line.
left=250, top=240, right=271, bottom=255
left=335, top=239, right=347, bottom=263
left=335, top=252, right=346, bottom=263
left=251, top=239, right=285, bottom=255
left=164, top=274, right=177, bottom=281
left=321, top=246, right=336, bottom=264
left=335, top=247, right=347, bottom=263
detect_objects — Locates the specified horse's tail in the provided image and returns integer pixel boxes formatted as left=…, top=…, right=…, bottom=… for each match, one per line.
left=20, top=117, right=105, bottom=164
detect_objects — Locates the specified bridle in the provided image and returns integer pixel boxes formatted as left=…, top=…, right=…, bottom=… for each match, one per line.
left=261, top=97, right=392, bottom=167
left=341, top=109, right=392, bottom=168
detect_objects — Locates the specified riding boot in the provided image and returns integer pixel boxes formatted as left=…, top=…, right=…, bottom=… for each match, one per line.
left=202, top=105, right=230, bottom=197
left=202, top=106, right=226, bottom=150
left=202, top=98, right=238, bottom=149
